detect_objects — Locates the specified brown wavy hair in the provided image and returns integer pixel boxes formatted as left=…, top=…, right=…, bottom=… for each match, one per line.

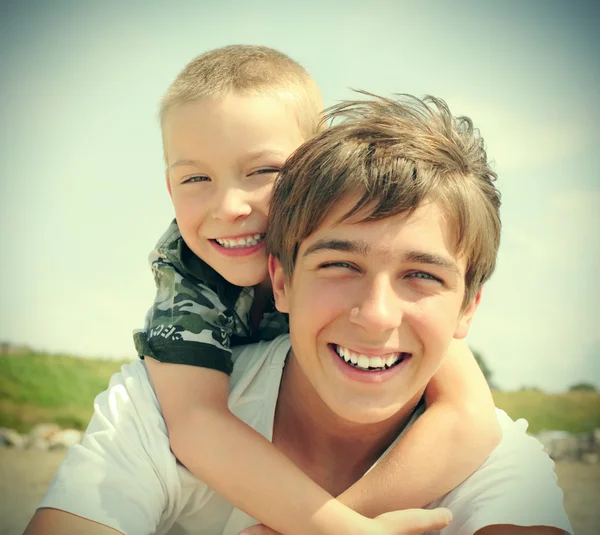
left=267, top=93, right=501, bottom=307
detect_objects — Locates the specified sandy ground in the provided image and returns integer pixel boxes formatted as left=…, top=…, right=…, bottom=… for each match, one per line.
left=1, top=449, right=598, bottom=535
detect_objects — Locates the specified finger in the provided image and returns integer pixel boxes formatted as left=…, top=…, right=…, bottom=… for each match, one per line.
left=238, top=524, right=280, bottom=535
left=379, top=507, right=453, bottom=534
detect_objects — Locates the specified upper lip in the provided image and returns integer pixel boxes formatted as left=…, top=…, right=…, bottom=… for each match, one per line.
left=332, top=343, right=411, bottom=357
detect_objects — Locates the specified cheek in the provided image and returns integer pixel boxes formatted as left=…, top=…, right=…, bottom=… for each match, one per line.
left=408, top=298, right=462, bottom=344
left=172, top=190, right=209, bottom=220
left=289, top=279, right=350, bottom=334
left=254, top=183, right=274, bottom=215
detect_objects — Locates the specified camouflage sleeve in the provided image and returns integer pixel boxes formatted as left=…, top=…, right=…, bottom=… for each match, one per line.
left=133, top=256, right=234, bottom=375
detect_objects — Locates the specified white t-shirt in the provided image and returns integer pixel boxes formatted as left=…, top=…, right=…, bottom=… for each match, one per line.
left=40, top=335, right=573, bottom=535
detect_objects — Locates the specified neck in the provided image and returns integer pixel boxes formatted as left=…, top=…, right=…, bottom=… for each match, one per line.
left=273, top=351, right=423, bottom=496
left=254, top=276, right=273, bottom=297
left=249, top=279, right=274, bottom=331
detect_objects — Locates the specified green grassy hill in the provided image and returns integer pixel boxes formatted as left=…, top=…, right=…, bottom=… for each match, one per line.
left=1, top=352, right=599, bottom=434
left=492, top=389, right=600, bottom=434
left=0, top=352, right=129, bottom=432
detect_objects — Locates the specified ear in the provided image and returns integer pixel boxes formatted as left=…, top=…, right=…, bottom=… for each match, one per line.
left=454, top=287, right=482, bottom=339
left=165, top=170, right=173, bottom=199
left=268, top=254, right=290, bottom=313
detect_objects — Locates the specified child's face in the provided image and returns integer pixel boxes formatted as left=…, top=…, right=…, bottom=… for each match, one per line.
left=163, top=93, right=306, bottom=287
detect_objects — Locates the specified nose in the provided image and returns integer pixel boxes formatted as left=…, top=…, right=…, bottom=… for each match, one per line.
left=349, top=275, right=403, bottom=333
left=211, top=185, right=252, bottom=222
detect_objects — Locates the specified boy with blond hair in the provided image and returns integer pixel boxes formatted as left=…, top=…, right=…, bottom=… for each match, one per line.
left=33, top=47, right=502, bottom=534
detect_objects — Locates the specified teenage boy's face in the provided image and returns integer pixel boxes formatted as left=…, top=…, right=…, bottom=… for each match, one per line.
left=163, top=93, right=305, bottom=287
left=271, top=197, right=480, bottom=425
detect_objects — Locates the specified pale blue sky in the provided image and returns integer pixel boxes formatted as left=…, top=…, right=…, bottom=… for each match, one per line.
left=1, top=1, right=598, bottom=392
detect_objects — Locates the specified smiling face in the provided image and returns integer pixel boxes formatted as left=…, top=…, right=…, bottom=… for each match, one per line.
left=163, top=92, right=306, bottom=287
left=270, top=197, right=480, bottom=425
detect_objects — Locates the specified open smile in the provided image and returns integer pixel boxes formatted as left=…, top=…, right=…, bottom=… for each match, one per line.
left=209, top=233, right=267, bottom=257
left=213, top=233, right=266, bottom=249
left=332, top=344, right=411, bottom=372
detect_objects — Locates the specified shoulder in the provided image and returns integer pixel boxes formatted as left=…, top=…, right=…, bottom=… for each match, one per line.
left=38, top=360, right=190, bottom=534
left=96, top=336, right=290, bottom=427
left=433, top=410, right=573, bottom=535
left=153, top=219, right=183, bottom=255
left=93, top=361, right=164, bottom=428
left=69, top=361, right=172, bottom=466
left=225, top=335, right=290, bottom=426
left=147, top=221, right=191, bottom=290
left=229, top=335, right=290, bottom=392
left=39, top=338, right=290, bottom=533
left=148, top=255, right=230, bottom=317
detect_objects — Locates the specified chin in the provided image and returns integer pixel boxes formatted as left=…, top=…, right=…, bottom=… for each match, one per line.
left=340, top=410, right=394, bottom=426
left=323, top=395, right=408, bottom=426
left=224, top=270, right=267, bottom=287
left=206, top=257, right=266, bottom=287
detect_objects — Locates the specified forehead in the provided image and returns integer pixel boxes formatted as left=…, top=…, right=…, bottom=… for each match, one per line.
left=299, top=196, right=464, bottom=266
left=162, top=93, right=306, bottom=155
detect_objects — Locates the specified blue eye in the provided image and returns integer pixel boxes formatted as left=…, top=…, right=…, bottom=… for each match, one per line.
left=183, top=175, right=210, bottom=184
left=321, top=262, right=355, bottom=270
left=250, top=168, right=280, bottom=177
left=410, top=271, right=442, bottom=283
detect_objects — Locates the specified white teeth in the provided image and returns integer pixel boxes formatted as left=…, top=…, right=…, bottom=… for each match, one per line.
left=216, top=234, right=264, bottom=248
left=357, top=355, right=369, bottom=369
left=335, top=345, right=403, bottom=371
left=371, top=356, right=383, bottom=368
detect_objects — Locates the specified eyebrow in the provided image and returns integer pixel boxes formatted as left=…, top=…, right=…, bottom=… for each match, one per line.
left=168, top=150, right=287, bottom=171
left=302, top=239, right=370, bottom=258
left=168, top=159, right=200, bottom=170
left=302, top=238, right=461, bottom=276
left=244, top=149, right=288, bottom=162
left=403, top=251, right=461, bottom=277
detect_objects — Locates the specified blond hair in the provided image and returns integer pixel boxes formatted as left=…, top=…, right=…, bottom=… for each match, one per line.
left=160, top=45, right=323, bottom=140
left=267, top=93, right=501, bottom=307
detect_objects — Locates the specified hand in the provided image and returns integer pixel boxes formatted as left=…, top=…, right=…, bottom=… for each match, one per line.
left=238, top=507, right=452, bottom=535
left=370, top=508, right=452, bottom=534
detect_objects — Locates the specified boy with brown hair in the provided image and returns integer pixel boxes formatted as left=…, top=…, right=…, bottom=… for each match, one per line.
left=134, top=46, right=499, bottom=533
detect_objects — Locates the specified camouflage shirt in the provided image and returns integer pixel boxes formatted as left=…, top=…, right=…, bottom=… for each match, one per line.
left=133, top=220, right=289, bottom=375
